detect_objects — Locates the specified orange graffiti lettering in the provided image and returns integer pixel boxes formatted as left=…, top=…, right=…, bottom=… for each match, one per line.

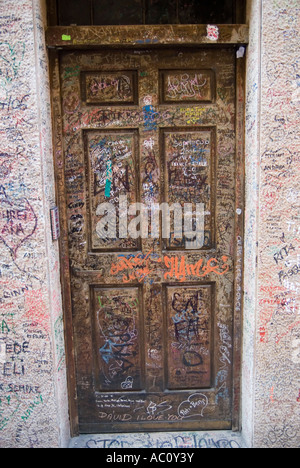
left=164, top=255, right=229, bottom=282
left=110, top=251, right=230, bottom=284
left=110, top=251, right=152, bottom=283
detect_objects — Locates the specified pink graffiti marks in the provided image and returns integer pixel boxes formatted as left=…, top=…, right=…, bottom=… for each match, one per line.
left=24, top=290, right=49, bottom=333
left=0, top=186, right=37, bottom=259
left=275, top=320, right=300, bottom=345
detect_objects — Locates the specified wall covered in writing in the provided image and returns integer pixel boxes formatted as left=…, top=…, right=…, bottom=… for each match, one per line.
left=0, top=0, right=299, bottom=448
left=243, top=0, right=300, bottom=448
left=0, top=0, right=69, bottom=448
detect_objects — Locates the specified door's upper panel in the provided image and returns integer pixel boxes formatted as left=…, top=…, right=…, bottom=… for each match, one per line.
left=55, top=0, right=244, bottom=26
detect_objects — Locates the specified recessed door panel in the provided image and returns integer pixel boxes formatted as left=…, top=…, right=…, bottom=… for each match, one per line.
left=163, top=128, right=215, bottom=250
left=82, top=71, right=138, bottom=105
left=160, top=70, right=215, bottom=104
left=165, top=284, right=213, bottom=390
left=85, top=130, right=140, bottom=251
left=92, top=286, right=143, bottom=392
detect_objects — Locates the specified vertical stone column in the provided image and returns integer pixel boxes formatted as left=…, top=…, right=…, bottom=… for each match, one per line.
left=244, top=0, right=300, bottom=448
left=242, top=0, right=262, bottom=448
left=0, top=0, right=69, bottom=448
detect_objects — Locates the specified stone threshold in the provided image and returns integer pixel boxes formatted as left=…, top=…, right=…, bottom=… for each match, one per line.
left=69, top=431, right=247, bottom=448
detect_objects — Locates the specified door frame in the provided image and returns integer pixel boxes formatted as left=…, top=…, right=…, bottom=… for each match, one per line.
left=47, top=25, right=248, bottom=436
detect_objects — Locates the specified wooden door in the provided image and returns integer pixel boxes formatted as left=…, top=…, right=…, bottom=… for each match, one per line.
left=60, top=48, right=237, bottom=433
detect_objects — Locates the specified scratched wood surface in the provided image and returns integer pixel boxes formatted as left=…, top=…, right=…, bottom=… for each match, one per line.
left=60, top=48, right=236, bottom=432
left=46, top=24, right=249, bottom=48
left=160, top=70, right=214, bottom=104
left=85, top=130, right=140, bottom=251
left=82, top=71, right=138, bottom=105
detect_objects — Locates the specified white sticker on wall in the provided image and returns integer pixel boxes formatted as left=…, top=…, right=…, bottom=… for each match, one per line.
left=207, top=25, right=219, bottom=41
left=0, top=341, right=6, bottom=364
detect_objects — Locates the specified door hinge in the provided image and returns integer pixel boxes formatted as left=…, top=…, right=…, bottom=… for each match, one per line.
left=50, top=207, right=60, bottom=241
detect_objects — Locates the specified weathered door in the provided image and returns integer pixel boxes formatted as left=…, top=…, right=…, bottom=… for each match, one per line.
left=60, top=48, right=237, bottom=433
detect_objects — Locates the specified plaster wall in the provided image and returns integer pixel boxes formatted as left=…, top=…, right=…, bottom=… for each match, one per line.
left=243, top=0, right=300, bottom=449
left=0, top=0, right=69, bottom=448
left=0, top=0, right=299, bottom=448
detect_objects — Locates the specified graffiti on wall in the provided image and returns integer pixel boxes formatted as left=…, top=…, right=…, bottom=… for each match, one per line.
left=244, top=0, right=300, bottom=448
left=0, top=0, right=299, bottom=449
left=72, top=432, right=244, bottom=449
left=0, top=2, right=66, bottom=448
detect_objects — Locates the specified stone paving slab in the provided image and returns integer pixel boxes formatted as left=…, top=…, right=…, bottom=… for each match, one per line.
left=69, top=431, right=247, bottom=448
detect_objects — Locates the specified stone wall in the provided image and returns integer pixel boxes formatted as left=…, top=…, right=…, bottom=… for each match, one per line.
left=0, top=0, right=69, bottom=448
left=0, top=0, right=299, bottom=448
left=243, top=0, right=300, bottom=448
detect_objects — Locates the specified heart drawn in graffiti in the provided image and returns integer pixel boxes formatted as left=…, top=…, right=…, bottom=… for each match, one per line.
left=0, top=187, right=37, bottom=259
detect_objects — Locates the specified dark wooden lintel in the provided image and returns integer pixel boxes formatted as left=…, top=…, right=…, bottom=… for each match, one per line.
left=46, top=24, right=249, bottom=49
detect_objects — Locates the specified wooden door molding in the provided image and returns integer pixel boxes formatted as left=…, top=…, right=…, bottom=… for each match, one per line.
left=49, top=43, right=246, bottom=436
left=49, top=50, right=79, bottom=435
left=46, top=24, right=249, bottom=49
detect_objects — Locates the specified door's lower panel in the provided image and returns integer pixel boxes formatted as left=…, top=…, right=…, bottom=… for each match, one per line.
left=77, top=387, right=232, bottom=433
left=78, top=390, right=232, bottom=433
left=75, top=279, right=232, bottom=433
left=79, top=420, right=232, bottom=434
